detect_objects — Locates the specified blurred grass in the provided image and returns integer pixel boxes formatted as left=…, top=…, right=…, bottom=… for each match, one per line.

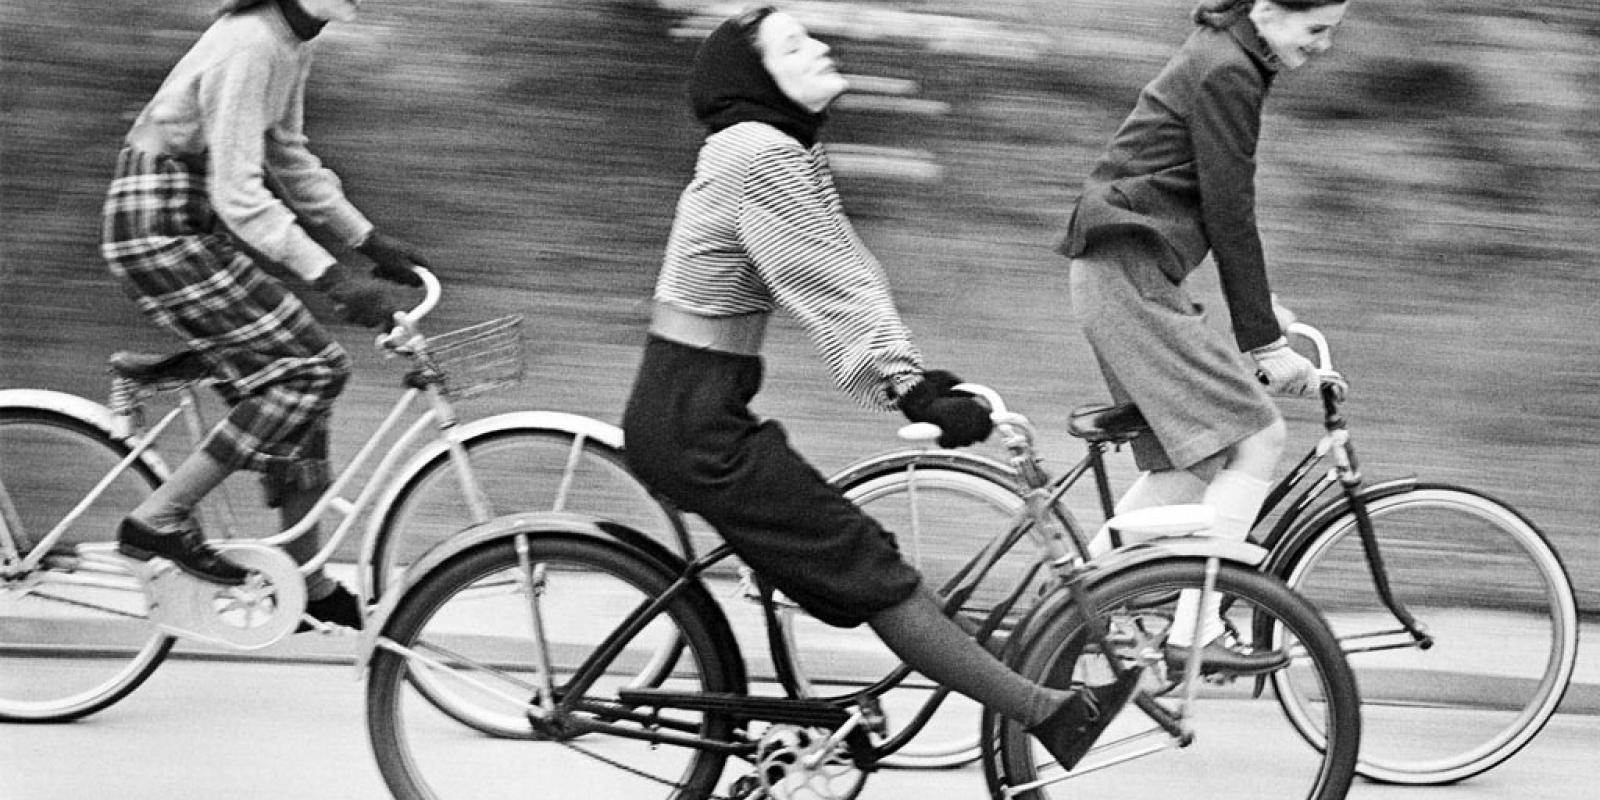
left=2, top=0, right=1596, bottom=613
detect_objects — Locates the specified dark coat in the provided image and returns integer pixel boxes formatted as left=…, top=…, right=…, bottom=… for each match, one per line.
left=1059, top=17, right=1283, bottom=352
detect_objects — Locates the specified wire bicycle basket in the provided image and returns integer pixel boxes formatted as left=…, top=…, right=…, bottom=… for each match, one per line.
left=418, top=315, right=526, bottom=400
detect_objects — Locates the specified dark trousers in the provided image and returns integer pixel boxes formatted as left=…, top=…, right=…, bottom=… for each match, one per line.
left=623, top=337, right=921, bottom=627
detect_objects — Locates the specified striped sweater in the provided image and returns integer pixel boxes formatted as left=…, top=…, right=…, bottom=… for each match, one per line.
left=656, top=122, right=924, bottom=410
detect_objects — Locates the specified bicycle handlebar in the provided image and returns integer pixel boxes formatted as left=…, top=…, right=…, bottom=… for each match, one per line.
left=1285, top=321, right=1334, bottom=373
left=897, top=381, right=1032, bottom=446
left=376, top=267, right=442, bottom=350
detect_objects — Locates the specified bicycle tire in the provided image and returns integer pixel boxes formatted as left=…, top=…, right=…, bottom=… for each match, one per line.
left=0, top=407, right=175, bottom=722
left=989, top=559, right=1360, bottom=800
left=1272, top=484, right=1577, bottom=784
left=366, top=532, right=742, bottom=800
left=769, top=457, right=1066, bottom=769
left=370, top=427, right=690, bottom=598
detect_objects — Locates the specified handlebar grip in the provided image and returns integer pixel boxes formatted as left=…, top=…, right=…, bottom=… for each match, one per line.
left=377, top=266, right=441, bottom=350
left=951, top=382, right=1007, bottom=416
left=1284, top=321, right=1333, bottom=373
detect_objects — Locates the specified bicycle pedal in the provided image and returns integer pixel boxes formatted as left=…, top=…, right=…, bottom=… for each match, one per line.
left=617, top=688, right=848, bottom=728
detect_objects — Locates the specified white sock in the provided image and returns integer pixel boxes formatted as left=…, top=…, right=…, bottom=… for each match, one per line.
left=1169, top=469, right=1272, bottom=646
left=1089, top=469, right=1207, bottom=556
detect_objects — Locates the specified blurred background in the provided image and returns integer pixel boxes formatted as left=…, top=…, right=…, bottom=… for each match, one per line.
left=2, top=0, right=1596, bottom=613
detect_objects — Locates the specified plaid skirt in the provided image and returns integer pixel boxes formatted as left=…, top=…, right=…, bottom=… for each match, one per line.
left=101, top=146, right=350, bottom=487
left=1069, top=236, right=1280, bottom=472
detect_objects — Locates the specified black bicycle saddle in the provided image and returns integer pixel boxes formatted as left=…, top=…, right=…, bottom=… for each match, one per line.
left=1067, top=403, right=1150, bottom=444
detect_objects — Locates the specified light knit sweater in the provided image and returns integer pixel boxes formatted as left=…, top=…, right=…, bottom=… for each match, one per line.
left=125, top=4, right=371, bottom=280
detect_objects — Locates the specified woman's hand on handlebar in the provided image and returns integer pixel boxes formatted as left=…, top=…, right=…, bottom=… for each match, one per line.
left=314, top=262, right=412, bottom=330
left=897, top=369, right=994, bottom=448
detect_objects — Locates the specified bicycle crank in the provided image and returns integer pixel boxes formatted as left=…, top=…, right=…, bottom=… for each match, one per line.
left=132, top=542, right=305, bottom=649
left=745, top=724, right=866, bottom=800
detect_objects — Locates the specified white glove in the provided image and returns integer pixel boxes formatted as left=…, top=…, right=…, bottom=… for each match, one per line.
left=1251, top=337, right=1317, bottom=396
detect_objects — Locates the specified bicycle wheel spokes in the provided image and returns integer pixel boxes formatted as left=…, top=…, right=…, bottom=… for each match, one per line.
left=0, top=409, right=172, bottom=722
left=994, top=562, right=1359, bottom=800
left=1278, top=486, right=1577, bottom=784
left=793, top=464, right=1040, bottom=768
left=372, top=429, right=688, bottom=596
left=367, top=536, right=736, bottom=800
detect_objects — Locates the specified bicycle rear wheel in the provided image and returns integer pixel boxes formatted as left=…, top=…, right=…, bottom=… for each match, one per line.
left=990, top=560, right=1360, bottom=800
left=367, top=532, right=742, bottom=800
left=1274, top=484, right=1577, bottom=784
left=0, top=408, right=173, bottom=722
left=783, top=458, right=1056, bottom=768
left=370, top=427, right=689, bottom=597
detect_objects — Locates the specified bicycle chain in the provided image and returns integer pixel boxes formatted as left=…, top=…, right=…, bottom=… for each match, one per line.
left=23, top=588, right=146, bottom=621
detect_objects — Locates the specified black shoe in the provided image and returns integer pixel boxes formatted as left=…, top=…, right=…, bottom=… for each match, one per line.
left=1027, top=667, right=1144, bottom=771
left=117, top=517, right=252, bottom=586
left=298, top=583, right=365, bottom=632
left=1164, top=639, right=1289, bottom=677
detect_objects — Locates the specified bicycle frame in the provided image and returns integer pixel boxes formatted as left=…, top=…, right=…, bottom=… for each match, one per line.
left=0, top=268, right=637, bottom=645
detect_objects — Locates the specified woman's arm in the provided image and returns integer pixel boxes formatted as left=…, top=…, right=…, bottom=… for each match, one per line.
left=737, top=144, right=923, bottom=409
left=199, top=45, right=356, bottom=280
left=1191, top=60, right=1279, bottom=352
left=262, top=58, right=373, bottom=254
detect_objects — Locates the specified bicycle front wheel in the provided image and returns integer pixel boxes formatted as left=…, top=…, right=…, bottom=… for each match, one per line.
left=371, top=427, right=689, bottom=597
left=0, top=407, right=173, bottom=722
left=1275, top=484, right=1578, bottom=784
left=367, top=533, right=742, bottom=800
left=785, top=457, right=1055, bottom=769
left=990, top=560, right=1360, bottom=800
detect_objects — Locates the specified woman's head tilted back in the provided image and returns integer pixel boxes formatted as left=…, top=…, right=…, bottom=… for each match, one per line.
left=688, top=6, right=847, bottom=146
left=1195, top=0, right=1349, bottom=70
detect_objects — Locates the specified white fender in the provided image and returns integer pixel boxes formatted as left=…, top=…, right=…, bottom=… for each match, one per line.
left=355, top=510, right=626, bottom=671
left=1093, top=536, right=1268, bottom=574
left=0, top=388, right=172, bottom=478
left=355, top=410, right=627, bottom=596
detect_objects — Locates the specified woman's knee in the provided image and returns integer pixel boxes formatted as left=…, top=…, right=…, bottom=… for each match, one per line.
left=1229, top=418, right=1288, bottom=473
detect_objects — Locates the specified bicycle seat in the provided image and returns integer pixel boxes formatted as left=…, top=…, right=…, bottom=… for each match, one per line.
left=107, top=349, right=209, bottom=383
left=1068, top=403, right=1150, bottom=444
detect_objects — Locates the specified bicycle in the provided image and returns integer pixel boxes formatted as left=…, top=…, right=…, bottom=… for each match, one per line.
left=809, top=322, right=1578, bottom=785
left=0, top=267, right=684, bottom=723
left=359, top=383, right=1361, bottom=800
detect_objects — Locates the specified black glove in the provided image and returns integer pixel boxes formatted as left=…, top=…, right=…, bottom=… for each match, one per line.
left=313, top=262, right=405, bottom=329
left=356, top=230, right=428, bottom=287
left=897, top=369, right=993, bottom=448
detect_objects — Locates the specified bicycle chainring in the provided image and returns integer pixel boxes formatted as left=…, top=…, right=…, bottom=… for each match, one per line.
left=751, top=724, right=865, bottom=800
left=138, top=542, right=305, bottom=649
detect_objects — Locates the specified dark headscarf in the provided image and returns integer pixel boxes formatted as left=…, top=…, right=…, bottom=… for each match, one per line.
left=688, top=7, right=826, bottom=147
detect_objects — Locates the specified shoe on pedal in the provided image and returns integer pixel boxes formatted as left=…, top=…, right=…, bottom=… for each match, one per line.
left=1027, top=667, right=1144, bottom=771
left=117, top=517, right=252, bottom=586
left=1164, top=638, right=1288, bottom=677
left=297, top=583, right=364, bottom=632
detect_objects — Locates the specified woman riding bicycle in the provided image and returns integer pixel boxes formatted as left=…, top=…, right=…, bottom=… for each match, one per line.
left=622, top=6, right=1142, bottom=774
left=1060, top=0, right=1350, bottom=672
left=101, top=0, right=426, bottom=629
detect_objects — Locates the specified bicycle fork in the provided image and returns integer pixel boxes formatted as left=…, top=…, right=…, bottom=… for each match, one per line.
left=1330, top=429, right=1433, bottom=651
